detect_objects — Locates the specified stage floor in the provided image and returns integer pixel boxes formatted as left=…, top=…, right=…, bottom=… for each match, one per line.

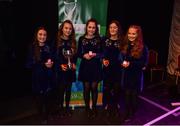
left=0, top=81, right=180, bottom=125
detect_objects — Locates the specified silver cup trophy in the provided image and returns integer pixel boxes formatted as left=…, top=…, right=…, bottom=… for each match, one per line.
left=63, top=49, right=73, bottom=69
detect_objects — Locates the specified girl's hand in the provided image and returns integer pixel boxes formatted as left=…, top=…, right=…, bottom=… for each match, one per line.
left=45, top=59, right=54, bottom=68
left=121, top=60, right=130, bottom=68
left=61, top=64, right=68, bottom=71
left=103, top=59, right=109, bottom=67
left=83, top=53, right=91, bottom=60
left=88, top=51, right=96, bottom=58
left=72, top=63, right=76, bottom=70
left=91, top=53, right=96, bottom=58
left=142, top=66, right=146, bottom=70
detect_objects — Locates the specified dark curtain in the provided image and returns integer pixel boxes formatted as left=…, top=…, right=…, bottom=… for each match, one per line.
left=167, top=0, right=180, bottom=75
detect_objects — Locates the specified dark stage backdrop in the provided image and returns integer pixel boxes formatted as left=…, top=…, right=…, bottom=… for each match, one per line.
left=0, top=0, right=174, bottom=97
left=167, top=0, right=180, bottom=75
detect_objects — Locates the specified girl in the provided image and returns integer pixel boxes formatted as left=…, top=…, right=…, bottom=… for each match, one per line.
left=77, top=18, right=103, bottom=118
left=26, top=26, right=55, bottom=124
left=121, top=25, right=148, bottom=121
left=56, top=20, right=77, bottom=117
left=102, top=20, right=124, bottom=116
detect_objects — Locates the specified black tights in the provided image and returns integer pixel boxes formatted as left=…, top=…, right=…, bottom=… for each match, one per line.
left=57, top=82, right=72, bottom=109
left=83, top=81, right=98, bottom=109
left=103, top=82, right=120, bottom=109
left=34, top=93, right=52, bottom=120
left=125, top=89, right=138, bottom=115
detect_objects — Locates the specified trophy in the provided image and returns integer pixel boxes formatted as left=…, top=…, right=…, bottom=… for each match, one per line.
left=63, top=49, right=73, bottom=69
left=64, top=0, right=77, bottom=20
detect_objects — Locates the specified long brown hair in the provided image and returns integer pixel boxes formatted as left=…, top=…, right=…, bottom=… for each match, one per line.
left=84, top=18, right=101, bottom=43
left=57, top=20, right=76, bottom=52
left=107, top=20, right=124, bottom=50
left=123, top=25, right=144, bottom=58
left=85, top=18, right=100, bottom=37
left=33, top=26, right=47, bottom=62
left=107, top=20, right=124, bottom=41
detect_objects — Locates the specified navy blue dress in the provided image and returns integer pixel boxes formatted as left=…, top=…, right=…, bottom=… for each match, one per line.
left=26, top=43, right=55, bottom=95
left=56, top=39, right=76, bottom=84
left=77, top=36, right=103, bottom=82
left=122, top=43, right=148, bottom=92
left=102, top=37, right=123, bottom=84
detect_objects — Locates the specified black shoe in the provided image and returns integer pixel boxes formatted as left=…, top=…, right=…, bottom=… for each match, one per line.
left=41, top=112, right=48, bottom=124
left=115, top=111, right=121, bottom=117
left=58, top=112, right=64, bottom=118
left=124, top=117, right=131, bottom=122
left=123, top=110, right=133, bottom=122
left=104, top=109, right=111, bottom=117
left=85, top=108, right=91, bottom=118
left=91, top=108, right=97, bottom=118
left=58, top=108, right=65, bottom=118
left=113, top=107, right=121, bottom=117
left=41, top=119, right=48, bottom=124
left=111, top=110, right=120, bottom=117
left=65, top=108, right=72, bottom=117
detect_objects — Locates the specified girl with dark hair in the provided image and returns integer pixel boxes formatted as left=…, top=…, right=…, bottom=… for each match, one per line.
left=26, top=26, right=55, bottom=124
left=56, top=20, right=77, bottom=117
left=102, top=20, right=124, bottom=116
left=77, top=18, right=103, bottom=118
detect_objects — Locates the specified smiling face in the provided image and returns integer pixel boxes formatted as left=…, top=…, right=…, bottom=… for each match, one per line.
left=86, top=21, right=96, bottom=37
left=37, top=29, right=47, bottom=44
left=109, top=22, right=118, bottom=37
left=127, top=27, right=138, bottom=42
left=62, top=22, right=73, bottom=39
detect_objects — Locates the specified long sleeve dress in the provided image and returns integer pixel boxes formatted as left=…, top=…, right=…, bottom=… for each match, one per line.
left=102, top=37, right=123, bottom=84
left=26, top=43, right=55, bottom=95
left=77, top=36, right=103, bottom=82
left=122, top=43, right=149, bottom=93
left=56, top=38, right=76, bottom=84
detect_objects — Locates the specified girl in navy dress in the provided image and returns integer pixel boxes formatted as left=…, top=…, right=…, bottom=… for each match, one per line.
left=77, top=18, right=103, bottom=118
left=102, top=20, right=124, bottom=116
left=56, top=20, right=77, bottom=117
left=26, top=26, right=55, bottom=123
left=121, top=25, right=148, bottom=121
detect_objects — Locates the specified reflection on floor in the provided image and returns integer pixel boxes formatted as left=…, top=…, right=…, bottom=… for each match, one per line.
left=0, top=79, right=180, bottom=125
